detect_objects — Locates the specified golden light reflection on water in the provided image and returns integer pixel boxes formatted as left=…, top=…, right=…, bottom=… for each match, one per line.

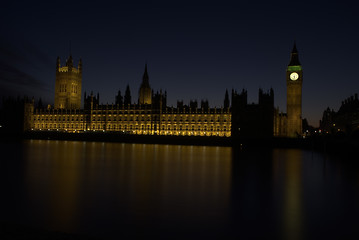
left=273, top=149, right=303, bottom=240
left=25, top=140, right=82, bottom=232
left=5, top=140, right=358, bottom=238
left=23, top=140, right=232, bottom=233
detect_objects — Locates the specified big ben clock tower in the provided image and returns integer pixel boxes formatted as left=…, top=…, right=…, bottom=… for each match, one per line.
left=286, top=42, right=303, bottom=137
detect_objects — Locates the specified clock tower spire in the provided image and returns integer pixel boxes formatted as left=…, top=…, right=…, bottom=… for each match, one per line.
left=286, top=42, right=303, bottom=137
left=289, top=41, right=301, bottom=66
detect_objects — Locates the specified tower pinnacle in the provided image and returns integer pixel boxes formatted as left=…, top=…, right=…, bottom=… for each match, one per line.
left=288, top=42, right=301, bottom=66
left=138, top=64, right=152, bottom=105
left=142, top=64, right=150, bottom=87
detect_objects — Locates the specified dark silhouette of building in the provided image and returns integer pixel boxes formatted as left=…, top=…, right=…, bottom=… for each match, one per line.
left=1, top=96, right=33, bottom=134
left=115, top=90, right=123, bottom=106
left=124, top=85, right=131, bottom=106
left=224, top=89, right=230, bottom=109
left=84, top=91, right=99, bottom=110
left=320, top=94, right=359, bottom=135
left=231, top=88, right=274, bottom=138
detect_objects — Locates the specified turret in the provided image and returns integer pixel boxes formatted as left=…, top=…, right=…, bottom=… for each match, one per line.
left=78, top=58, right=82, bottom=73
left=56, top=57, right=60, bottom=71
left=115, top=90, right=123, bottom=106
left=224, top=89, right=229, bottom=108
left=66, top=55, right=74, bottom=71
left=124, top=85, right=131, bottom=106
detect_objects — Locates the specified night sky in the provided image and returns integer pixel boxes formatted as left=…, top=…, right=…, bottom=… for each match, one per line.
left=1, top=1, right=358, bottom=127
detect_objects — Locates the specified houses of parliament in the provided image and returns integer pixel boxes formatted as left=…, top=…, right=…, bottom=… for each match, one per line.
left=23, top=44, right=303, bottom=138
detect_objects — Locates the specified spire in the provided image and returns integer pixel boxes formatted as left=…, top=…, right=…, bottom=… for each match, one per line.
left=138, top=64, right=152, bottom=105
left=142, top=63, right=150, bottom=87
left=66, top=55, right=73, bottom=67
left=224, top=89, right=230, bottom=108
left=124, top=84, right=132, bottom=106
left=291, top=41, right=298, bottom=53
left=78, top=58, right=82, bottom=73
left=56, top=56, right=60, bottom=70
left=288, top=41, right=301, bottom=66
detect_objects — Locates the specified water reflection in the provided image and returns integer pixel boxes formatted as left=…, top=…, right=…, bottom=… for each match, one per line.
left=1, top=141, right=359, bottom=238
left=273, top=149, right=303, bottom=240
left=20, top=140, right=232, bottom=237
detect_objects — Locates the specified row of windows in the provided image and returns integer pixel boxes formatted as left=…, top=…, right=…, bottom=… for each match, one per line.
left=87, top=124, right=229, bottom=131
left=58, top=83, right=78, bottom=93
left=90, top=124, right=228, bottom=131
left=59, top=84, right=67, bottom=93
left=92, top=116, right=151, bottom=121
left=90, top=110, right=229, bottom=115
left=71, top=84, right=78, bottom=94
left=33, top=123, right=229, bottom=132
left=161, top=115, right=230, bottom=121
left=34, top=115, right=229, bottom=123
left=34, top=116, right=84, bottom=121
left=89, top=117, right=229, bottom=122
left=35, top=123, right=84, bottom=129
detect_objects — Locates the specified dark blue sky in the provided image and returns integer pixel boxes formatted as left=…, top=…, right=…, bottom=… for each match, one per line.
left=1, top=1, right=358, bottom=126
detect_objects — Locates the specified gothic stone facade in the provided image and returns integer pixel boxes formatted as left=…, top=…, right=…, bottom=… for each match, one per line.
left=54, top=56, right=82, bottom=109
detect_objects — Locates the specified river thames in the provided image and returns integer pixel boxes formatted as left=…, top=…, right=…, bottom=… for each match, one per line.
left=1, top=140, right=359, bottom=239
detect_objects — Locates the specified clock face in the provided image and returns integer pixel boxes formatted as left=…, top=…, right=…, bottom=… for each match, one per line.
left=290, top=72, right=299, bottom=81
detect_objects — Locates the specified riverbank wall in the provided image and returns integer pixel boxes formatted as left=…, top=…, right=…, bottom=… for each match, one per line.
left=1, top=131, right=358, bottom=154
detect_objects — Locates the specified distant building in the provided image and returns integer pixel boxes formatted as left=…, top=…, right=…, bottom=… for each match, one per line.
left=320, top=94, right=359, bottom=135
left=23, top=43, right=303, bottom=138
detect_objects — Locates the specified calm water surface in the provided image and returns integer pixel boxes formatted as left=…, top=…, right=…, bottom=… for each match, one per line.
left=1, top=140, right=359, bottom=239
